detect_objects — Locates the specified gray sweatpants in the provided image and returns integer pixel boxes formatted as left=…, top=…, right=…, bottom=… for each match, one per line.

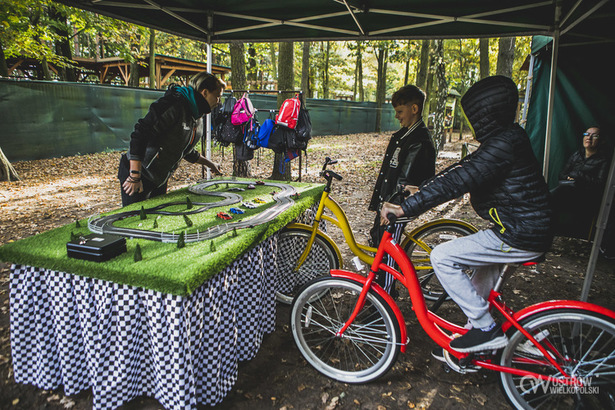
left=430, top=229, right=543, bottom=329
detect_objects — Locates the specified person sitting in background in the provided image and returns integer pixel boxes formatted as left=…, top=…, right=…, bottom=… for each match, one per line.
left=551, top=126, right=611, bottom=239
left=118, top=71, right=224, bottom=207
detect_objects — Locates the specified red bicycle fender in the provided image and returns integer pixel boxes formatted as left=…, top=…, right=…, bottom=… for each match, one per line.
left=330, top=269, right=408, bottom=353
left=502, top=300, right=615, bottom=333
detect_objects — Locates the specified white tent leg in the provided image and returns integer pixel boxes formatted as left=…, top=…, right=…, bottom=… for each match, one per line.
left=580, top=147, right=615, bottom=302
left=542, top=29, right=559, bottom=182
left=206, top=42, right=212, bottom=181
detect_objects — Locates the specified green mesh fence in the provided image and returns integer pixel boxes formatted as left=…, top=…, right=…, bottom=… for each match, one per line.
left=0, top=79, right=397, bottom=161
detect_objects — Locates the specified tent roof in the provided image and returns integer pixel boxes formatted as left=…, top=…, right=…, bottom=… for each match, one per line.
left=56, top=0, right=614, bottom=45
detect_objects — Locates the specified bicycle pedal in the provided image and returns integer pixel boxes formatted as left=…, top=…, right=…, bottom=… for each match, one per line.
left=458, top=353, right=475, bottom=368
left=443, top=351, right=479, bottom=374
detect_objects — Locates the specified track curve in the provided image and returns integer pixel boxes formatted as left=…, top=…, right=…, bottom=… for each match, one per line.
left=88, top=180, right=297, bottom=243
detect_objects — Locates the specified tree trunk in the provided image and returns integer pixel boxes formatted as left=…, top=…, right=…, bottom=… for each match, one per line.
left=433, top=40, right=447, bottom=153
left=496, top=37, right=515, bottom=77
left=0, top=39, right=9, bottom=77
left=404, top=40, right=411, bottom=86
left=149, top=29, right=156, bottom=89
left=355, top=41, right=364, bottom=102
left=247, top=44, right=257, bottom=86
left=0, top=148, right=20, bottom=182
left=270, top=43, right=277, bottom=83
left=479, top=38, right=490, bottom=79
left=374, top=46, right=388, bottom=133
left=49, top=5, right=76, bottom=82
left=230, top=42, right=250, bottom=178
left=128, top=36, right=140, bottom=87
left=416, top=39, right=430, bottom=91
left=271, top=41, right=294, bottom=181
left=323, top=42, right=330, bottom=99
left=301, top=42, right=310, bottom=103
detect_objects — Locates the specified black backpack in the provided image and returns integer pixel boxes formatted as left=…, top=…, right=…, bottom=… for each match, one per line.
left=213, top=95, right=238, bottom=146
left=286, top=106, right=312, bottom=151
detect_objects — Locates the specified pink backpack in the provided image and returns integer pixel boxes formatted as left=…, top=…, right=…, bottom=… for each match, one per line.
left=275, top=94, right=301, bottom=129
left=231, top=93, right=255, bottom=125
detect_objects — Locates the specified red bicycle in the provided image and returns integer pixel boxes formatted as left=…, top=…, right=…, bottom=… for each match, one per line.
left=291, top=215, right=615, bottom=409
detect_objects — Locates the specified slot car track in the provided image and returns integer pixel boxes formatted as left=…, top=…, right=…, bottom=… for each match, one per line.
left=88, top=180, right=297, bottom=243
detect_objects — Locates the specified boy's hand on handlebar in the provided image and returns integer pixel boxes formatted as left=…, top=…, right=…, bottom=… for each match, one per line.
left=380, top=202, right=405, bottom=225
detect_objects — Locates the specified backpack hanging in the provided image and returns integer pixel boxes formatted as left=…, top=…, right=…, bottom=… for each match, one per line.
left=243, top=116, right=260, bottom=150
left=231, top=93, right=255, bottom=125
left=275, top=94, right=301, bottom=129
left=255, top=118, right=276, bottom=149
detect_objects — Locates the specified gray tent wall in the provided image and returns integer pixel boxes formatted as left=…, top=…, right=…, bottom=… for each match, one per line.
left=526, top=36, right=615, bottom=301
left=0, top=79, right=398, bottom=161
left=526, top=36, right=615, bottom=187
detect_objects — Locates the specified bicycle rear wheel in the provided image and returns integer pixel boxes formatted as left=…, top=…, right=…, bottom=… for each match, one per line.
left=291, top=277, right=401, bottom=384
left=499, top=309, right=615, bottom=409
left=276, top=228, right=341, bottom=304
left=404, top=222, right=476, bottom=301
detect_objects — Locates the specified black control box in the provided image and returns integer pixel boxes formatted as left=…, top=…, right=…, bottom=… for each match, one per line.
left=67, top=233, right=127, bottom=262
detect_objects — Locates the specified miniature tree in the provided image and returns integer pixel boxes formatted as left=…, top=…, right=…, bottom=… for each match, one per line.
left=232, top=227, right=238, bottom=237
left=153, top=219, right=158, bottom=229
left=177, top=231, right=186, bottom=248
left=70, top=231, right=79, bottom=242
left=186, top=197, right=193, bottom=209
left=210, top=241, right=216, bottom=252
left=134, top=244, right=143, bottom=262
left=75, top=219, right=81, bottom=228
left=140, top=206, right=147, bottom=220
left=183, top=214, right=193, bottom=227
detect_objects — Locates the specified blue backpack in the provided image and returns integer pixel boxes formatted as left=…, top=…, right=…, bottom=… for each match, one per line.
left=255, top=119, right=276, bottom=149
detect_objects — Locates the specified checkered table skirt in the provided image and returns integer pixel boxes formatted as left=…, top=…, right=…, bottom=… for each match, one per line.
left=9, top=235, right=278, bottom=410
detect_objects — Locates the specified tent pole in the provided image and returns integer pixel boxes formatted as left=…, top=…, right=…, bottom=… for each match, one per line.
left=206, top=42, right=213, bottom=181
left=580, top=146, right=615, bottom=302
left=542, top=29, right=559, bottom=182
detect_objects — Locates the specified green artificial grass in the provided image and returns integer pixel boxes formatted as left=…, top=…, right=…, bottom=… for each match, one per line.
left=0, top=178, right=325, bottom=296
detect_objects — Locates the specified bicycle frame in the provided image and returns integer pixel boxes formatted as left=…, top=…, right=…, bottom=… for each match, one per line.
left=293, top=190, right=376, bottom=270
left=292, top=186, right=476, bottom=272
left=331, top=229, right=615, bottom=387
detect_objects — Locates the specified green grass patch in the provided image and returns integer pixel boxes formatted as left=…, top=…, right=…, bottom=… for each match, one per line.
left=0, top=178, right=324, bottom=296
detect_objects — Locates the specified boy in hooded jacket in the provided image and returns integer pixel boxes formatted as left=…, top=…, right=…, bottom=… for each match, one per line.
left=381, top=76, right=552, bottom=353
left=119, top=71, right=224, bottom=206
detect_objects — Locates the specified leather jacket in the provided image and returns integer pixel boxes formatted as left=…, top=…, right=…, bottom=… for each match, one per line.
left=400, top=76, right=553, bottom=252
left=128, top=85, right=211, bottom=187
left=368, top=119, right=435, bottom=211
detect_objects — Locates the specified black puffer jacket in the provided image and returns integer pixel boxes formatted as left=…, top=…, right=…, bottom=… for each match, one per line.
left=400, top=76, right=553, bottom=252
left=129, top=84, right=211, bottom=187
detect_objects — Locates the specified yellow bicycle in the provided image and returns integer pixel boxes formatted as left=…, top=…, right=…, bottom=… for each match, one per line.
left=276, top=157, right=478, bottom=304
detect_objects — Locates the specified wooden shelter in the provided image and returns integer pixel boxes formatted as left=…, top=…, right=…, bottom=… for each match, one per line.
left=6, top=54, right=231, bottom=88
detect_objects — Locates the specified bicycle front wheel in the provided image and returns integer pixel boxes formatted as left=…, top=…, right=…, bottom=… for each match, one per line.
left=276, top=228, right=341, bottom=304
left=291, top=277, right=401, bottom=384
left=404, top=222, right=476, bottom=301
left=499, top=309, right=615, bottom=409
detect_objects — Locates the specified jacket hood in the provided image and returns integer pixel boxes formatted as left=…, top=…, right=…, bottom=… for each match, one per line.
left=461, top=76, right=519, bottom=143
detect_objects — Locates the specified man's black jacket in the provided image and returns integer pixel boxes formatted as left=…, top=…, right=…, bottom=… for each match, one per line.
left=400, top=76, right=553, bottom=252
left=129, top=85, right=211, bottom=187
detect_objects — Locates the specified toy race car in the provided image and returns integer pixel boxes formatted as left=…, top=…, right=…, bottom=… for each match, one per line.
left=229, top=207, right=245, bottom=214
left=253, top=198, right=266, bottom=204
left=242, top=202, right=257, bottom=209
left=255, top=181, right=265, bottom=185
left=217, top=211, right=233, bottom=220
left=246, top=184, right=255, bottom=189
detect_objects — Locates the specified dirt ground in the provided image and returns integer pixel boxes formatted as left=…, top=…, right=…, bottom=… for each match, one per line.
left=1, top=133, right=614, bottom=410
